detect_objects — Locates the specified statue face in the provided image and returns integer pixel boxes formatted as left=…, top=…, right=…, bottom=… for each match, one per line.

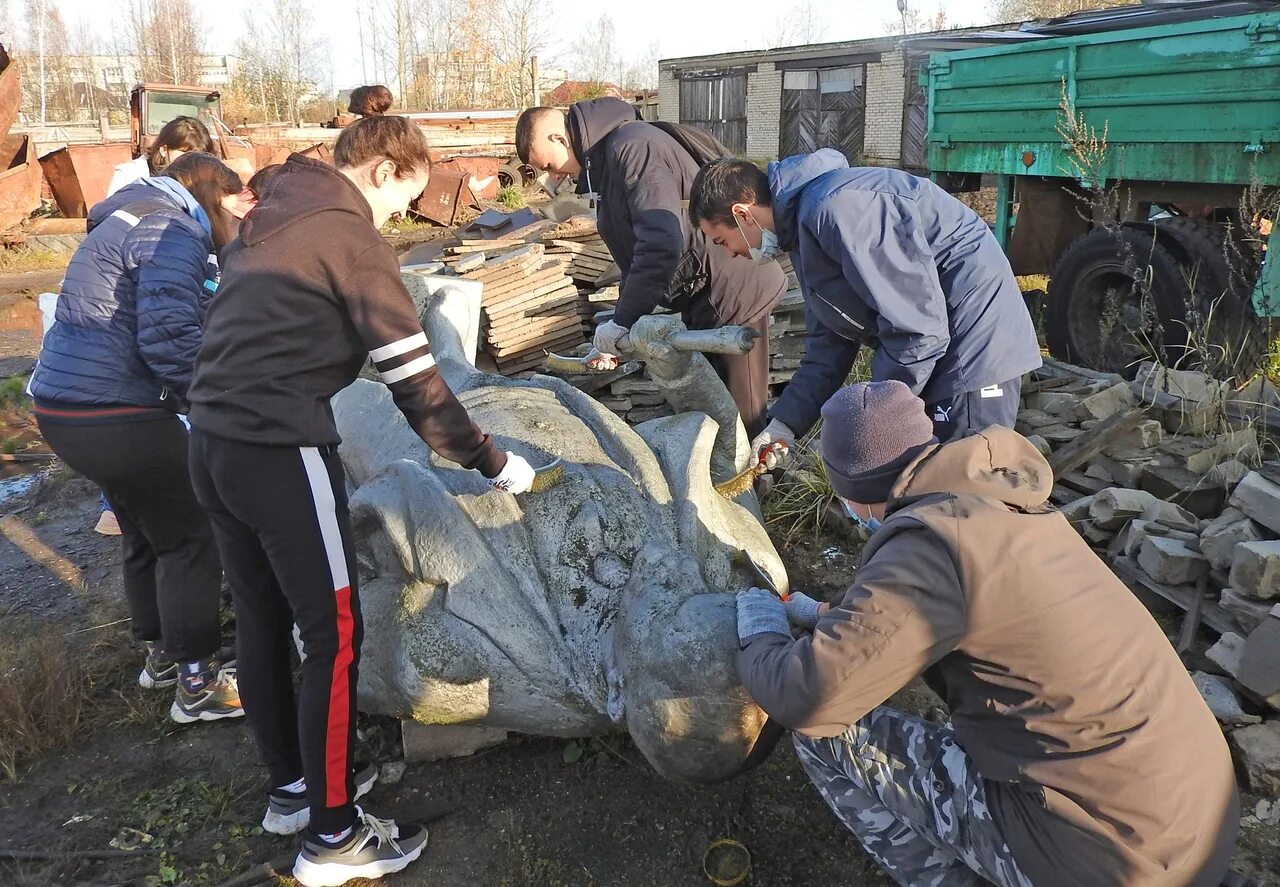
left=333, top=374, right=783, bottom=781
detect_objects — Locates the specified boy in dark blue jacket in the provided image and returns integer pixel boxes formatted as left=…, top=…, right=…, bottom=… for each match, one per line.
left=689, top=150, right=1041, bottom=464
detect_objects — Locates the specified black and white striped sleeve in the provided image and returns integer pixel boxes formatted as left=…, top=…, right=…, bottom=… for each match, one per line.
left=339, top=244, right=506, bottom=477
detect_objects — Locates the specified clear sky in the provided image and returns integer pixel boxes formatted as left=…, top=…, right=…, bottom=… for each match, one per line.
left=49, top=0, right=1000, bottom=90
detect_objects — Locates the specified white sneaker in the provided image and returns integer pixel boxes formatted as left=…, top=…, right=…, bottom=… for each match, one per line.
left=292, top=806, right=427, bottom=887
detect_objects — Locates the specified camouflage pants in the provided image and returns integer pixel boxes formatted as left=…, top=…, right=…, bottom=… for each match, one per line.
left=792, top=706, right=1031, bottom=887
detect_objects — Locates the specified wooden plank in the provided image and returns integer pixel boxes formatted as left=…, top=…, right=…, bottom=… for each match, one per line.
left=1048, top=405, right=1149, bottom=478
left=1021, top=375, right=1076, bottom=396
left=1111, top=556, right=1241, bottom=637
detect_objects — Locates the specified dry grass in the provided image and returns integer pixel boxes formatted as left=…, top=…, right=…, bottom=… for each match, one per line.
left=0, top=617, right=87, bottom=781
left=0, top=248, right=68, bottom=274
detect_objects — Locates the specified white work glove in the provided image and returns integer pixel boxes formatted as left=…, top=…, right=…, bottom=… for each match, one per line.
left=592, top=320, right=629, bottom=358
left=488, top=452, right=536, bottom=494
left=751, top=418, right=796, bottom=470
left=783, top=592, right=822, bottom=630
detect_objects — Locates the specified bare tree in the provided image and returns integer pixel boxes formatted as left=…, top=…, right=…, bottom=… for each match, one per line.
left=226, top=0, right=327, bottom=123
left=771, top=0, right=827, bottom=48
left=888, top=1, right=949, bottom=35
left=574, top=14, right=616, bottom=87
left=492, top=0, right=549, bottom=108
left=986, top=0, right=1130, bottom=22
left=21, top=0, right=72, bottom=123
left=145, top=0, right=203, bottom=85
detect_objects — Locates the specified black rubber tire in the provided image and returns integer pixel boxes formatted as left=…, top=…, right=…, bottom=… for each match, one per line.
left=498, top=162, right=528, bottom=188
left=1148, top=217, right=1268, bottom=383
left=1045, top=226, right=1192, bottom=375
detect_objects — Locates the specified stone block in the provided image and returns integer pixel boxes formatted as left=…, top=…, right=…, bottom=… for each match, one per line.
left=1015, top=409, right=1058, bottom=433
left=1200, top=508, right=1265, bottom=569
left=1238, top=606, right=1280, bottom=700
left=1229, top=471, right=1280, bottom=535
left=1135, top=361, right=1228, bottom=404
left=1228, top=721, right=1280, bottom=794
left=402, top=723, right=509, bottom=763
left=610, top=376, right=661, bottom=396
left=1191, top=671, right=1262, bottom=727
left=1207, top=632, right=1246, bottom=674
left=1059, top=495, right=1095, bottom=529
left=1137, top=535, right=1209, bottom=585
left=1159, top=400, right=1223, bottom=436
left=1229, top=541, right=1280, bottom=600
left=1084, top=463, right=1113, bottom=483
left=1141, top=464, right=1226, bottom=519
left=1103, top=419, right=1163, bottom=454
left=1221, top=587, right=1276, bottom=634
left=1137, top=499, right=1199, bottom=533
left=1025, top=390, right=1078, bottom=416
left=1074, top=381, right=1135, bottom=421
left=1095, top=453, right=1160, bottom=488
left=1038, top=424, right=1084, bottom=444
left=1207, top=460, right=1251, bottom=490
left=1025, top=434, right=1052, bottom=458
left=1090, top=488, right=1158, bottom=530
left=1123, top=519, right=1197, bottom=559
left=1082, top=522, right=1113, bottom=545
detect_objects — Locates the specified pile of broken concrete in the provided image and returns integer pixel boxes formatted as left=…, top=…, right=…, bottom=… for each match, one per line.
left=1025, top=359, right=1280, bottom=803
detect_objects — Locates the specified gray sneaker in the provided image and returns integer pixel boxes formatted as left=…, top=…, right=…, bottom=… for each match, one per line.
left=262, top=761, right=378, bottom=835
left=138, top=655, right=178, bottom=689
left=292, top=807, right=427, bottom=887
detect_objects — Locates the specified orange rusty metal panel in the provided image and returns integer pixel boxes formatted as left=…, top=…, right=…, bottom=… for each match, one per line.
left=0, top=135, right=43, bottom=231
left=0, top=46, right=19, bottom=144
left=39, top=143, right=132, bottom=218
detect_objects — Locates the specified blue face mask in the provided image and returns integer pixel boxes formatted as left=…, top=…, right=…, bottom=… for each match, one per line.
left=843, top=500, right=882, bottom=533
left=735, top=215, right=782, bottom=265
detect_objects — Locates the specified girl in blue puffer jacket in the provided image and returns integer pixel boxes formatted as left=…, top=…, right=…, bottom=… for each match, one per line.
left=31, top=152, right=247, bottom=726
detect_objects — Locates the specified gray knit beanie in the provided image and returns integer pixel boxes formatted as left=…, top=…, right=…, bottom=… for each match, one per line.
left=820, top=380, right=938, bottom=503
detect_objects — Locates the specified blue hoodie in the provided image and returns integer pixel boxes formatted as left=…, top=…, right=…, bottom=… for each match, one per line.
left=767, top=149, right=1041, bottom=436
left=31, top=177, right=219, bottom=411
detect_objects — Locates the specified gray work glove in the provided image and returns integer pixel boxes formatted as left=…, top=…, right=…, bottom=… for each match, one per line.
left=735, top=587, right=789, bottom=643
left=751, top=418, right=796, bottom=470
left=784, top=592, right=822, bottom=630
left=592, top=320, right=629, bottom=359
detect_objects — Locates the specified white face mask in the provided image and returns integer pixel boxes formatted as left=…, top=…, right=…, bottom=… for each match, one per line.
left=735, top=214, right=781, bottom=265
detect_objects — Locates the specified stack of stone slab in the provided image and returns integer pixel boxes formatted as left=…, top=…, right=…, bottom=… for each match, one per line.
left=454, top=243, right=586, bottom=374
left=768, top=290, right=806, bottom=390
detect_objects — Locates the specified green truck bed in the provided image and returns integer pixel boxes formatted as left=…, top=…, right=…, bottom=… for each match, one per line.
left=926, top=10, right=1280, bottom=186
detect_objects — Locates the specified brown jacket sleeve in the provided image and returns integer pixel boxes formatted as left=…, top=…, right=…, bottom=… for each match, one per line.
left=736, top=525, right=966, bottom=737
left=339, top=243, right=506, bottom=478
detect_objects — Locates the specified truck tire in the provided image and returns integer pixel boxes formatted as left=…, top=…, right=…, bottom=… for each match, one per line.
left=1046, top=226, right=1191, bottom=375
left=1148, top=218, right=1267, bottom=383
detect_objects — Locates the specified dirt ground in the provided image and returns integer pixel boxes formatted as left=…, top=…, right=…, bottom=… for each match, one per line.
left=0, top=247, right=1276, bottom=886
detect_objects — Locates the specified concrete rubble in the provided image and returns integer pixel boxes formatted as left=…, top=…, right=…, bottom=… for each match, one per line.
left=1028, top=360, right=1280, bottom=730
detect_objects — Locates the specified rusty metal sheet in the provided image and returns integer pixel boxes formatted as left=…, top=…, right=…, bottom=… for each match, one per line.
left=413, top=166, right=469, bottom=226
left=39, top=142, right=132, bottom=218
left=0, top=46, right=19, bottom=145
left=441, top=155, right=499, bottom=201
left=0, top=135, right=43, bottom=231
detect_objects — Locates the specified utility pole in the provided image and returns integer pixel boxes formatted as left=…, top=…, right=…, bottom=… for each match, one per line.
left=897, top=0, right=909, bottom=36
left=530, top=54, right=539, bottom=106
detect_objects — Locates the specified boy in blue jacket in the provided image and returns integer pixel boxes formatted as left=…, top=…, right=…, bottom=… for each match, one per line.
left=689, top=150, right=1041, bottom=464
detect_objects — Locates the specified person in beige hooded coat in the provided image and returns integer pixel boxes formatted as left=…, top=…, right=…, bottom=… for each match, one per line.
left=735, top=380, right=1238, bottom=887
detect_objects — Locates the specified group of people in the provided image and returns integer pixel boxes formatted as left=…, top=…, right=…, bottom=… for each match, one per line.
left=28, top=84, right=1242, bottom=887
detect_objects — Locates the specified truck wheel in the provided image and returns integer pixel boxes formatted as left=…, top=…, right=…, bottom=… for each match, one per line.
left=498, top=162, right=529, bottom=188
left=1046, top=226, right=1187, bottom=375
left=1148, top=218, right=1267, bottom=383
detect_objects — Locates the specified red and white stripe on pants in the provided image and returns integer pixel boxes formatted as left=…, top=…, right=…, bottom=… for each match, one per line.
left=299, top=447, right=354, bottom=808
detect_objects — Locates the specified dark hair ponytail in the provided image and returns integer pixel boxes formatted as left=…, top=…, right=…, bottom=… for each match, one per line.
left=161, top=152, right=244, bottom=249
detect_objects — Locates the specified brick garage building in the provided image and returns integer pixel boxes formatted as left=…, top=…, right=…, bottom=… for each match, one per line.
left=657, top=29, right=1013, bottom=169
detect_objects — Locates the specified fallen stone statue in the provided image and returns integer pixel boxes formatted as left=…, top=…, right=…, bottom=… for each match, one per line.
left=330, top=270, right=789, bottom=781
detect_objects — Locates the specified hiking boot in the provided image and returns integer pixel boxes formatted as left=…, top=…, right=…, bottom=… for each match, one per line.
left=262, top=761, right=378, bottom=835
left=170, top=664, right=243, bottom=723
left=292, top=807, right=427, bottom=887
left=138, top=654, right=178, bottom=689
left=94, top=509, right=122, bottom=536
